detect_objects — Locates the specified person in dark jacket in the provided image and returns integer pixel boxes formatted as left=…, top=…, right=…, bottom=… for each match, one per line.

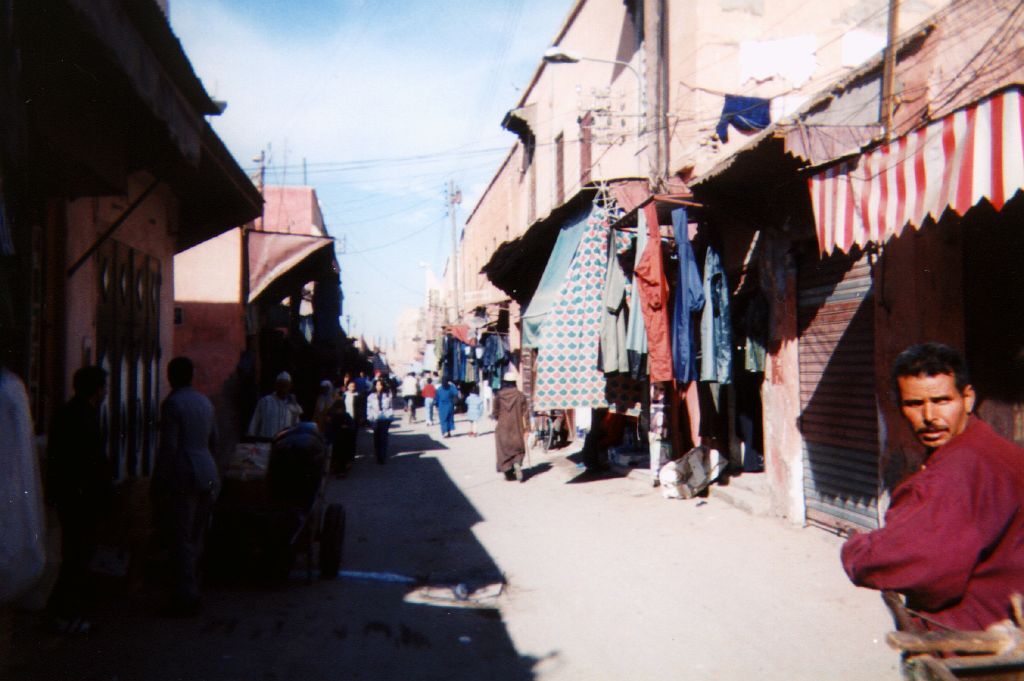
left=46, top=365, right=111, bottom=633
left=325, top=398, right=357, bottom=477
left=152, top=357, right=219, bottom=616
left=492, top=371, right=529, bottom=481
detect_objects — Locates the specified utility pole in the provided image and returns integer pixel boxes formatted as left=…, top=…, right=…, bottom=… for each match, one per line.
left=881, top=0, right=900, bottom=141
left=448, top=179, right=462, bottom=323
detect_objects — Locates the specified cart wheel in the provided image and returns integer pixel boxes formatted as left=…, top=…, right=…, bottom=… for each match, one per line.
left=319, top=503, right=345, bottom=579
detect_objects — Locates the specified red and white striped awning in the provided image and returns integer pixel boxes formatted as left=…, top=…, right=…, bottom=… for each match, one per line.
left=809, top=88, right=1024, bottom=255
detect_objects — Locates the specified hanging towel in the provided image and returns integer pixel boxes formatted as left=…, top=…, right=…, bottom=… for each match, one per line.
left=670, top=207, right=705, bottom=383
left=699, top=245, right=732, bottom=383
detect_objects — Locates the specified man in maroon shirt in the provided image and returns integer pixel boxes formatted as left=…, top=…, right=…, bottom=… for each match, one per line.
left=841, top=343, right=1024, bottom=632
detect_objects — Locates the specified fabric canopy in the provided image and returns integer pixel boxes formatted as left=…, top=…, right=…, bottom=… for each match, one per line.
left=520, top=204, right=591, bottom=348
left=809, top=88, right=1024, bottom=255
left=248, top=231, right=334, bottom=302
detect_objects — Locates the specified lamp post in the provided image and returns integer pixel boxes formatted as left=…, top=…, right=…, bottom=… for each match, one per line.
left=542, top=46, right=646, bottom=142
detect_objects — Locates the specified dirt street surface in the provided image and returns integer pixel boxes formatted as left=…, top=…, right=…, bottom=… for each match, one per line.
left=9, top=415, right=898, bottom=680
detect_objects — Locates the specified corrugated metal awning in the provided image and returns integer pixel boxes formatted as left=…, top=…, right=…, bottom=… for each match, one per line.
left=809, top=87, right=1024, bottom=255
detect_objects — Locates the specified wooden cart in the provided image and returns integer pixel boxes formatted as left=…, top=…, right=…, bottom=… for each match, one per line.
left=206, top=423, right=345, bottom=583
left=884, top=592, right=1024, bottom=680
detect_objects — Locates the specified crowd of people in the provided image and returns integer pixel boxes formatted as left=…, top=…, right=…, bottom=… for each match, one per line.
left=1, top=355, right=533, bottom=639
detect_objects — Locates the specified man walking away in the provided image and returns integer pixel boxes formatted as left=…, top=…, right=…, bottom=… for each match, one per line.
left=435, top=378, right=459, bottom=438
left=422, top=377, right=437, bottom=426
left=841, top=343, right=1024, bottom=632
left=493, top=371, right=529, bottom=482
left=247, top=371, right=302, bottom=439
left=152, top=357, right=219, bottom=617
left=46, top=366, right=111, bottom=634
left=400, top=372, right=419, bottom=424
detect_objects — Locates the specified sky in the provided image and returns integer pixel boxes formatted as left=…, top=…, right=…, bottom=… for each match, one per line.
left=170, top=0, right=574, bottom=346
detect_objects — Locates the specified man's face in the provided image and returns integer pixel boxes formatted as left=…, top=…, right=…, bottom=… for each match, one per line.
left=275, top=379, right=291, bottom=397
left=347, top=382, right=356, bottom=393
left=897, top=372, right=975, bottom=450
left=89, top=381, right=108, bottom=408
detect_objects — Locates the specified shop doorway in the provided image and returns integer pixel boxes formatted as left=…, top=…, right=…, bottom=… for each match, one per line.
left=963, top=197, right=1024, bottom=446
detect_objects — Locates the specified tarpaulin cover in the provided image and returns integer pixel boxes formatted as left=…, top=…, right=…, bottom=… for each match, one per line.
left=809, top=88, right=1024, bottom=255
left=520, top=205, right=591, bottom=348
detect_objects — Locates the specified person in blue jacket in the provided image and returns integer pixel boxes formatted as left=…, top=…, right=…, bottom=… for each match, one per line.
left=465, top=385, right=484, bottom=437
left=435, top=378, right=460, bottom=438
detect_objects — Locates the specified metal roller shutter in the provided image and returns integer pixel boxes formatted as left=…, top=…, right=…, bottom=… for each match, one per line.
left=798, top=250, right=879, bottom=531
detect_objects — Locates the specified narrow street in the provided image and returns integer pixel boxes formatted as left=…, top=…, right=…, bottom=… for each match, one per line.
left=11, top=413, right=899, bottom=681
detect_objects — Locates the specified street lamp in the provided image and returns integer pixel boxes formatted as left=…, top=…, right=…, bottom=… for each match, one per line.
left=542, top=46, right=645, bottom=138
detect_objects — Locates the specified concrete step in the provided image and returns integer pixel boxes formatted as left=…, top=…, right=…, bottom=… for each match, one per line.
left=711, top=473, right=772, bottom=517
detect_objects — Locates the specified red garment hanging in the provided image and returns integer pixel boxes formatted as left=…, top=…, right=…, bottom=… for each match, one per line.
left=633, top=204, right=673, bottom=382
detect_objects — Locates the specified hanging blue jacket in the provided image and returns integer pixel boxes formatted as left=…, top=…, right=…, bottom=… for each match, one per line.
left=671, top=208, right=705, bottom=383
left=699, top=245, right=732, bottom=384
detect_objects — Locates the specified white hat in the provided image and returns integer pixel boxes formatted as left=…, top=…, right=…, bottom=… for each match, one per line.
left=320, top=379, right=333, bottom=389
left=503, top=369, right=519, bottom=382
left=276, top=371, right=292, bottom=383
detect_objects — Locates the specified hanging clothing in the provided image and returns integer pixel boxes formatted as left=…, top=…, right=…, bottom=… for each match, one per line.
left=1, top=369, right=45, bottom=604
left=442, top=334, right=467, bottom=384
left=533, top=204, right=613, bottom=410
left=600, top=230, right=630, bottom=373
left=670, top=207, right=705, bottom=383
left=625, top=211, right=649, bottom=380
left=715, top=94, right=771, bottom=142
left=521, top=205, right=591, bottom=347
left=699, top=245, right=732, bottom=384
left=634, top=204, right=673, bottom=382
left=743, top=291, right=769, bottom=373
left=481, top=333, right=510, bottom=389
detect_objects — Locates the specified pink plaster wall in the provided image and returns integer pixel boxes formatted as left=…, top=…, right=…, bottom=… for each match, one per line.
left=173, top=228, right=242, bottom=303
left=259, top=186, right=325, bottom=236
left=761, top=232, right=805, bottom=523
left=63, top=173, right=178, bottom=403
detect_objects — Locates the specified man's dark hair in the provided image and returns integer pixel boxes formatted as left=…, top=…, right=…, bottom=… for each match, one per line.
left=73, top=365, right=107, bottom=397
left=167, top=356, right=194, bottom=390
left=891, top=343, right=971, bottom=395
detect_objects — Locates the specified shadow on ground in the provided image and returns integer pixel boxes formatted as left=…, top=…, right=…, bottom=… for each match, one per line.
left=563, top=452, right=625, bottom=484
left=8, top=425, right=541, bottom=681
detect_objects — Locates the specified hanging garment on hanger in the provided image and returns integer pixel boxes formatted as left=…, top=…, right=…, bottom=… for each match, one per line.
left=743, top=291, right=769, bottom=373
left=699, top=245, right=732, bottom=384
left=634, top=203, right=672, bottom=382
left=600, top=230, right=630, bottom=373
left=670, top=207, right=705, bottom=383
left=625, top=212, right=648, bottom=380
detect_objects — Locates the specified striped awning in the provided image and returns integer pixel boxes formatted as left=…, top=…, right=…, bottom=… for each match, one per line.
left=809, top=88, right=1024, bottom=255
